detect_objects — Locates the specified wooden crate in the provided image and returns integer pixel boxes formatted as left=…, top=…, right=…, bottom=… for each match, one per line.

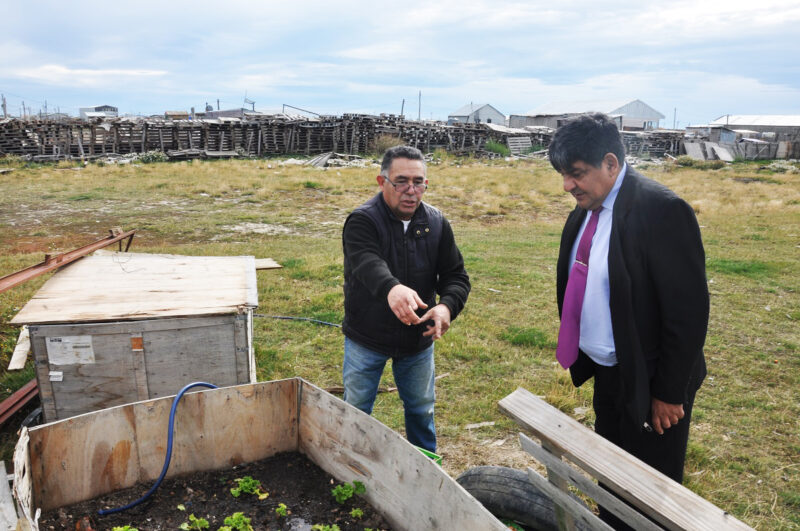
left=13, top=379, right=508, bottom=530
left=11, top=252, right=258, bottom=422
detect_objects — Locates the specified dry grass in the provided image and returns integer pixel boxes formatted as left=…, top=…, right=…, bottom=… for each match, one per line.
left=0, top=157, right=797, bottom=529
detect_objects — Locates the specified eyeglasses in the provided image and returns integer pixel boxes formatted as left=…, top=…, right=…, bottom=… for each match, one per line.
left=383, top=177, right=427, bottom=194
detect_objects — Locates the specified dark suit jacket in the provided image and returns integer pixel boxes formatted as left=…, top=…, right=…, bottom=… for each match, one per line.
left=556, top=168, right=709, bottom=426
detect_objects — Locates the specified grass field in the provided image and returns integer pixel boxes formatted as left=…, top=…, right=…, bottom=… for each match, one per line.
left=0, top=154, right=798, bottom=529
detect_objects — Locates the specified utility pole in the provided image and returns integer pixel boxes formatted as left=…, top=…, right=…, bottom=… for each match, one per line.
left=673, top=108, right=676, bottom=129
left=217, top=99, right=220, bottom=110
left=400, top=99, right=405, bottom=117
left=1, top=94, right=7, bottom=118
left=22, top=101, right=26, bottom=119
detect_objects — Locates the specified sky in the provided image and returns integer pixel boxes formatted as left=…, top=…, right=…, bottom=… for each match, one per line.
left=2, top=0, right=800, bottom=128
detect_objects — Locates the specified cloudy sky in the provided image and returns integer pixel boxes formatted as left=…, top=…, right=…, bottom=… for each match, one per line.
left=2, top=0, right=799, bottom=127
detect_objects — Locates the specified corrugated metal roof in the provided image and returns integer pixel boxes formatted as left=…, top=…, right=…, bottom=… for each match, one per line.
left=485, top=123, right=528, bottom=134
left=710, top=115, right=800, bottom=127
left=449, top=103, right=491, bottom=116
left=526, top=99, right=634, bottom=116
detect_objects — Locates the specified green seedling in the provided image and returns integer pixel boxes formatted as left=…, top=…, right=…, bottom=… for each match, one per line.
left=311, top=525, right=341, bottom=531
left=178, top=513, right=209, bottom=530
left=218, top=512, right=253, bottom=531
left=275, top=503, right=289, bottom=517
left=112, top=527, right=138, bottom=531
left=177, top=504, right=186, bottom=511
left=230, top=476, right=269, bottom=500
left=330, top=480, right=366, bottom=504
left=350, top=508, right=363, bottom=519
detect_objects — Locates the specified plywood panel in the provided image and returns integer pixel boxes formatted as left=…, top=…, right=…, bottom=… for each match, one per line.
left=297, top=381, right=506, bottom=531
left=11, top=253, right=258, bottom=325
left=23, top=380, right=299, bottom=514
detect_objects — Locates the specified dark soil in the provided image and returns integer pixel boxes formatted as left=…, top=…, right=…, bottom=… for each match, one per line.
left=39, top=452, right=393, bottom=531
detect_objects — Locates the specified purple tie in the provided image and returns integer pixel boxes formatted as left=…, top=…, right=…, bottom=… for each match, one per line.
left=557, top=209, right=600, bottom=369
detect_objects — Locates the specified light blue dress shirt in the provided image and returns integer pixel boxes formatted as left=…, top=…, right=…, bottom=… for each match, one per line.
left=568, top=163, right=627, bottom=367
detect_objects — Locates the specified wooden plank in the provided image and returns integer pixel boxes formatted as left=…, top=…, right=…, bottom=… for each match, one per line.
left=11, top=253, right=258, bottom=325
left=542, top=440, right=576, bottom=531
left=254, top=258, right=281, bottom=270
left=499, top=388, right=752, bottom=530
left=21, top=380, right=298, bottom=513
left=0, top=462, right=19, bottom=530
left=12, top=429, right=32, bottom=526
left=520, top=434, right=661, bottom=531
left=297, top=381, right=507, bottom=531
left=233, top=313, right=250, bottom=384
left=8, top=327, right=29, bottom=370
left=525, top=467, right=613, bottom=531
left=130, top=333, right=149, bottom=401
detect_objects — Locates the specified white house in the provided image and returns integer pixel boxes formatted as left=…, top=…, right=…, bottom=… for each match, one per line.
left=79, top=105, right=118, bottom=120
left=447, top=103, right=505, bottom=125
left=509, top=99, right=664, bottom=131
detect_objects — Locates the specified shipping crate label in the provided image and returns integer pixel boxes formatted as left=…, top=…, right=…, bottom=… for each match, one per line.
left=45, top=336, right=96, bottom=365
left=49, top=371, right=63, bottom=382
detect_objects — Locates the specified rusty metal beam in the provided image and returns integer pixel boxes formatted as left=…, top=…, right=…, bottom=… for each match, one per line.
left=0, top=228, right=136, bottom=293
left=0, top=379, right=37, bottom=426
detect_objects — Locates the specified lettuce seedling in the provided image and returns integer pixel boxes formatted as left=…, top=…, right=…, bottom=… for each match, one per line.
left=178, top=514, right=209, bottom=530
left=275, top=503, right=289, bottom=517
left=218, top=512, right=253, bottom=531
left=331, top=480, right=366, bottom=504
left=230, top=476, right=269, bottom=500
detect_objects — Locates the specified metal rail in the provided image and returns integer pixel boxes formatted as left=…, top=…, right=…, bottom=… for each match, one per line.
left=0, top=228, right=136, bottom=427
left=0, top=228, right=135, bottom=293
left=0, top=379, right=37, bottom=426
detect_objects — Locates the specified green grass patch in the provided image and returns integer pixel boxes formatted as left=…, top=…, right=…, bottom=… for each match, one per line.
left=500, top=326, right=555, bottom=348
left=706, top=258, right=775, bottom=279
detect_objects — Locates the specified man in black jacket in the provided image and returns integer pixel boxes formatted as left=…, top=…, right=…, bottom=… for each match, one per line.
left=552, top=114, right=708, bottom=528
left=342, top=145, right=470, bottom=453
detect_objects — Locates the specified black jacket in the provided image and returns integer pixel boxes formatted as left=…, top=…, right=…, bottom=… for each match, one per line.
left=557, top=168, right=709, bottom=426
left=342, top=193, right=470, bottom=357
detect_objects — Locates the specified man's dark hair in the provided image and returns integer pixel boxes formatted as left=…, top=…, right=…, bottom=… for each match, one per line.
left=548, top=113, right=626, bottom=173
left=380, top=145, right=426, bottom=176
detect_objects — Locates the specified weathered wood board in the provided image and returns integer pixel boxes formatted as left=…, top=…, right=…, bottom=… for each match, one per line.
left=11, top=252, right=258, bottom=325
left=27, top=314, right=255, bottom=422
left=14, top=379, right=506, bottom=531
left=499, top=387, right=752, bottom=530
left=298, top=383, right=506, bottom=530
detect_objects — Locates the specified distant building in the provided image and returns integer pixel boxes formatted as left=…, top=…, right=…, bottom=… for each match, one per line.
left=204, top=108, right=251, bottom=119
left=509, top=99, right=664, bottom=131
left=79, top=105, right=118, bottom=120
left=164, top=110, right=190, bottom=120
left=447, top=103, right=505, bottom=125
left=709, top=115, right=800, bottom=138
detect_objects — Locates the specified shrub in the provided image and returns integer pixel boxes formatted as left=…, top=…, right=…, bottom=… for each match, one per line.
left=371, top=134, right=405, bottom=155
left=675, top=155, right=695, bottom=167
left=485, top=139, right=510, bottom=157
left=138, top=151, right=169, bottom=164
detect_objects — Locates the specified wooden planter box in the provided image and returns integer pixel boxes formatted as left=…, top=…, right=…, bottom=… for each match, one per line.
left=13, top=378, right=507, bottom=531
left=11, top=252, right=258, bottom=422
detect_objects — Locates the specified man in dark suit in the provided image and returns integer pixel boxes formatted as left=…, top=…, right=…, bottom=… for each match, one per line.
left=551, top=113, right=709, bottom=525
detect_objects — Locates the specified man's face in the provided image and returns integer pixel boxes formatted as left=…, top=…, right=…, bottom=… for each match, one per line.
left=379, top=157, right=427, bottom=220
left=561, top=155, right=618, bottom=211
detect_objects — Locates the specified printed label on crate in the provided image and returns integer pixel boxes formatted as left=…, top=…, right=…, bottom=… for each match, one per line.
left=45, top=336, right=96, bottom=365
left=49, top=371, right=63, bottom=382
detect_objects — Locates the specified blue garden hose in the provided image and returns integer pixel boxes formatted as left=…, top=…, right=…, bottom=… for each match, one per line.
left=98, top=381, right=219, bottom=515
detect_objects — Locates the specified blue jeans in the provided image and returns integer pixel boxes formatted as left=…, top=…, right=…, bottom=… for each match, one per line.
left=343, top=337, right=436, bottom=452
